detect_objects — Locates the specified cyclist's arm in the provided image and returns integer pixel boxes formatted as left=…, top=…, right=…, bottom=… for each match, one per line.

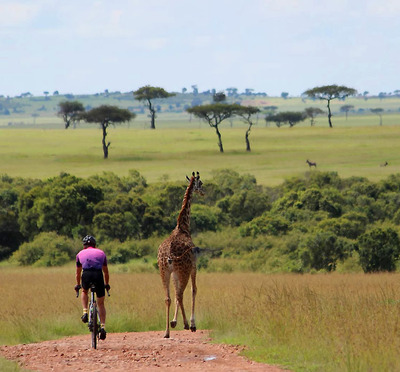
left=76, top=266, right=82, bottom=285
left=103, top=265, right=109, bottom=285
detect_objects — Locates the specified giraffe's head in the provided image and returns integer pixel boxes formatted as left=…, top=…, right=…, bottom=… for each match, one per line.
left=187, top=171, right=204, bottom=196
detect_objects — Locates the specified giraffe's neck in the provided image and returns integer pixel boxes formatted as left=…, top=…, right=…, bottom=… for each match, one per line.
left=176, top=177, right=195, bottom=233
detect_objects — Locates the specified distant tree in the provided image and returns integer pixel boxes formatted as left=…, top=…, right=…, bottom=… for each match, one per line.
left=244, top=88, right=254, bottom=96
left=182, top=87, right=187, bottom=94
left=371, top=108, right=384, bottom=126
left=53, top=91, right=59, bottom=96
left=57, top=100, right=85, bottom=129
left=266, top=111, right=306, bottom=128
left=186, top=103, right=242, bottom=152
left=235, top=106, right=260, bottom=151
left=191, top=85, right=198, bottom=95
left=363, top=91, right=369, bottom=100
left=340, top=105, right=354, bottom=120
left=79, top=105, right=135, bottom=159
left=133, top=86, right=175, bottom=129
left=378, top=92, right=387, bottom=100
left=226, top=87, right=238, bottom=97
left=31, top=113, right=39, bottom=125
left=281, top=92, right=289, bottom=99
left=304, top=107, right=324, bottom=126
left=303, top=85, right=357, bottom=128
left=43, top=91, right=49, bottom=100
left=213, top=91, right=226, bottom=103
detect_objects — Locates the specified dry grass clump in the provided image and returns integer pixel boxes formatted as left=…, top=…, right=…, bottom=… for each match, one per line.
left=198, top=273, right=400, bottom=371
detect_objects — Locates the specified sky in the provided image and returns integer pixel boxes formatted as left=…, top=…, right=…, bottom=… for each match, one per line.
left=1, top=0, right=399, bottom=97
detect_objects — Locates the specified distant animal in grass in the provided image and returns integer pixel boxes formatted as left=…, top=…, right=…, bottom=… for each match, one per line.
left=380, top=161, right=388, bottom=167
left=306, top=159, right=317, bottom=168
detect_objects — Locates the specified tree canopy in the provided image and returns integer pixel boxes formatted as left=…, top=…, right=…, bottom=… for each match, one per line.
left=303, top=85, right=357, bottom=127
left=58, top=101, right=85, bottom=129
left=186, top=103, right=242, bottom=152
left=304, top=107, right=325, bottom=126
left=235, top=106, right=260, bottom=151
left=371, top=108, right=384, bottom=125
left=266, top=111, right=306, bottom=127
left=133, top=86, right=176, bottom=129
left=340, top=105, right=354, bottom=120
left=79, top=105, right=135, bottom=159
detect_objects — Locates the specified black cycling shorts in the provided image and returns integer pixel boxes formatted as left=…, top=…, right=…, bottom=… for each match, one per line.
left=81, top=269, right=106, bottom=298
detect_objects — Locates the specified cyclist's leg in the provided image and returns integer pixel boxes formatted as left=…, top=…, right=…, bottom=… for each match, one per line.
left=97, top=295, right=107, bottom=340
left=97, top=296, right=106, bottom=325
left=81, top=288, right=89, bottom=310
left=94, top=270, right=106, bottom=325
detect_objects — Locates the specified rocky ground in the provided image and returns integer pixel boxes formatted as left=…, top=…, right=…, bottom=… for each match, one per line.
left=1, top=330, right=288, bottom=371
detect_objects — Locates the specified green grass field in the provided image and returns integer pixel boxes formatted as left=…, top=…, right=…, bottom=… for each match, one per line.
left=2, top=268, right=400, bottom=371
left=1, top=121, right=400, bottom=186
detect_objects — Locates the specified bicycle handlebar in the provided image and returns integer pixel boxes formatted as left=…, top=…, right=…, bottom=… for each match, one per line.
left=75, top=285, right=110, bottom=297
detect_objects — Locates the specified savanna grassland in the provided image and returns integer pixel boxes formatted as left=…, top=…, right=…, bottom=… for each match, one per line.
left=2, top=94, right=400, bottom=371
left=1, top=122, right=400, bottom=186
left=2, top=267, right=400, bottom=371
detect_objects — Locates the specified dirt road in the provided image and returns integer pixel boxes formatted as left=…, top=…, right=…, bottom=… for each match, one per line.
left=1, top=330, right=288, bottom=371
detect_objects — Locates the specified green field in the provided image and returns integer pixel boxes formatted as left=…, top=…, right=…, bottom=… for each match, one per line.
left=1, top=123, right=400, bottom=186
left=1, top=92, right=400, bottom=186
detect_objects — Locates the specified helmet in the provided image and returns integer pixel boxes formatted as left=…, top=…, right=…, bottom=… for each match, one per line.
left=82, top=235, right=96, bottom=247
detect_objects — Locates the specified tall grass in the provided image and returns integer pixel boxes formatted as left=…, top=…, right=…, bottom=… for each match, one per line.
left=200, top=273, right=400, bottom=371
left=2, top=268, right=400, bottom=371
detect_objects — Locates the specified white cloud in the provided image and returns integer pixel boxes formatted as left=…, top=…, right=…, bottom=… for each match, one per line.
left=0, top=2, right=40, bottom=26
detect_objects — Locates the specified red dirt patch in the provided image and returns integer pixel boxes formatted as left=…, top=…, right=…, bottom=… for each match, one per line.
left=1, top=330, right=287, bottom=371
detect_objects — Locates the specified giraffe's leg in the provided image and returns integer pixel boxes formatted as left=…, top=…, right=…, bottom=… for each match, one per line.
left=177, top=289, right=190, bottom=330
left=161, top=271, right=172, bottom=338
left=190, top=267, right=197, bottom=332
left=171, top=298, right=179, bottom=328
left=170, top=272, right=179, bottom=328
left=173, top=272, right=190, bottom=330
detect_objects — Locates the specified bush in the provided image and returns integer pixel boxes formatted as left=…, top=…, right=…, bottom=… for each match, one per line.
left=357, top=227, right=400, bottom=272
left=217, top=189, right=269, bottom=226
left=239, top=213, right=290, bottom=237
left=190, top=204, right=220, bottom=232
left=102, top=239, right=154, bottom=264
left=317, top=212, right=367, bottom=239
left=12, top=232, right=77, bottom=266
left=300, top=231, right=355, bottom=272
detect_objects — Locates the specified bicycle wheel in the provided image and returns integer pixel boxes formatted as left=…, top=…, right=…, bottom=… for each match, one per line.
left=91, top=303, right=98, bottom=349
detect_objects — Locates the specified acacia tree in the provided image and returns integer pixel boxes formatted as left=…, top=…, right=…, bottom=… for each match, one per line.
left=133, top=86, right=176, bottom=129
left=304, top=107, right=324, bottom=126
left=235, top=106, right=260, bottom=151
left=371, top=108, right=384, bottom=126
left=266, top=111, right=306, bottom=128
left=186, top=103, right=241, bottom=152
left=302, top=85, right=357, bottom=128
left=79, top=105, right=135, bottom=159
left=58, top=101, right=85, bottom=129
left=340, top=105, right=354, bottom=120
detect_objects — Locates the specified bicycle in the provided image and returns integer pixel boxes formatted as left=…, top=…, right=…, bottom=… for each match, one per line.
left=76, top=284, right=110, bottom=349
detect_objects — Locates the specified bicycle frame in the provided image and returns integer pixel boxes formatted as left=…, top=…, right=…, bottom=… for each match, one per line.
left=76, top=283, right=110, bottom=349
left=88, top=285, right=100, bottom=349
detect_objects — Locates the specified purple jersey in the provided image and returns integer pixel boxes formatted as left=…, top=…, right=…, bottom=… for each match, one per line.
left=76, top=247, right=107, bottom=270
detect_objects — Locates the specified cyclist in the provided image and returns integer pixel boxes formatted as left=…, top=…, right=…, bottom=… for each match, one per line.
left=75, top=235, right=110, bottom=340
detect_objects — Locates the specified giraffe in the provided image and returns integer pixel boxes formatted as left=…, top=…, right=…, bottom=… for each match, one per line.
left=157, top=171, right=204, bottom=338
